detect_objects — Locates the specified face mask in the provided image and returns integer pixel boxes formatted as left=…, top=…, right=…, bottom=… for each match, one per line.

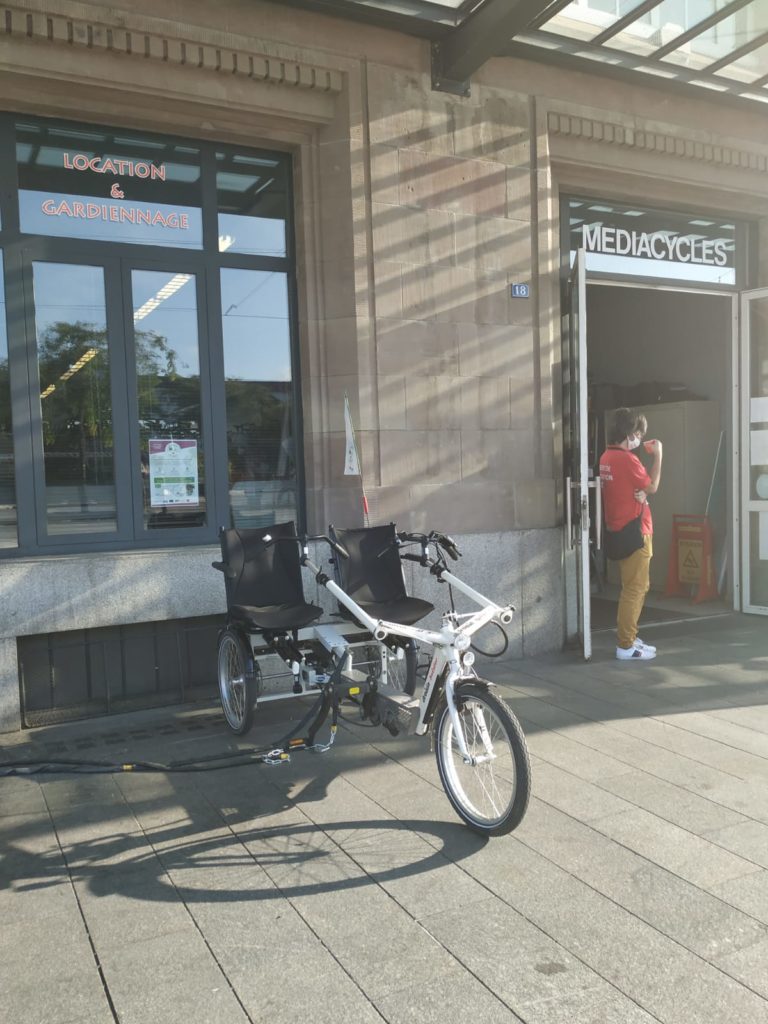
left=627, top=435, right=641, bottom=451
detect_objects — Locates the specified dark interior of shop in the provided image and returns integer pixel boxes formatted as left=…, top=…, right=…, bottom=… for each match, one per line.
left=586, top=284, right=732, bottom=625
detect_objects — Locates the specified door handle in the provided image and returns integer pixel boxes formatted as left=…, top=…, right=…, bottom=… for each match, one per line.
left=566, top=475, right=573, bottom=549
left=595, top=477, right=602, bottom=549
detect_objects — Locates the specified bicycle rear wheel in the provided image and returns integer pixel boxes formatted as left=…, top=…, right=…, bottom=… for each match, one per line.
left=217, top=628, right=258, bottom=735
left=434, top=682, right=530, bottom=836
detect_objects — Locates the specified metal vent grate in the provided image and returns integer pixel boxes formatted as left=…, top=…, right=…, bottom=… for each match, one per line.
left=18, top=615, right=223, bottom=727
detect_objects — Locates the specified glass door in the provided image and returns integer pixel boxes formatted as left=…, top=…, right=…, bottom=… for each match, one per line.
left=740, top=288, right=768, bottom=613
left=124, top=263, right=212, bottom=538
left=565, top=248, right=592, bottom=659
left=26, top=255, right=128, bottom=543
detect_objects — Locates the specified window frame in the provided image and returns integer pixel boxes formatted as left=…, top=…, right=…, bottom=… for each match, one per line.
left=0, top=112, right=303, bottom=557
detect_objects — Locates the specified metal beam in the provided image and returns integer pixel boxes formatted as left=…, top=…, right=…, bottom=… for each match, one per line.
left=274, top=0, right=456, bottom=40
left=433, top=0, right=557, bottom=87
left=502, top=33, right=768, bottom=117
left=705, top=27, right=768, bottom=73
left=528, top=0, right=577, bottom=31
left=592, top=0, right=664, bottom=46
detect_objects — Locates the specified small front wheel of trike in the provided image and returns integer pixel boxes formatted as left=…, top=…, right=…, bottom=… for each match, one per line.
left=217, top=628, right=258, bottom=735
left=434, top=682, right=530, bottom=837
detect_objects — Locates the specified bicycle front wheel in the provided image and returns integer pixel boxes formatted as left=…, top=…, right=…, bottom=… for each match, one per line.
left=435, top=682, right=530, bottom=836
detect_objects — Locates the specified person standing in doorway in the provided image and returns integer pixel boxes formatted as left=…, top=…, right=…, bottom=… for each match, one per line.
left=599, top=408, right=663, bottom=661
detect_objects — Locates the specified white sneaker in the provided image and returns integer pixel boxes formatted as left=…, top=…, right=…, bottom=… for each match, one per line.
left=634, top=638, right=657, bottom=654
left=616, top=645, right=656, bottom=661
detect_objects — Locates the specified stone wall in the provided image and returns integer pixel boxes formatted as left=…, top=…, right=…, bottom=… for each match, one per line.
left=2, top=0, right=768, bottom=727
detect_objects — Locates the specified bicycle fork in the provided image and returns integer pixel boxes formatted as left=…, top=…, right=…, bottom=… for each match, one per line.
left=418, top=658, right=496, bottom=766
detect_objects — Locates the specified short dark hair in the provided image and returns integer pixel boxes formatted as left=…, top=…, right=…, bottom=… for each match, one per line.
left=608, top=407, right=646, bottom=445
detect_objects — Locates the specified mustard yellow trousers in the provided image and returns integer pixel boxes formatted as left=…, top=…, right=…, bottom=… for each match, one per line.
left=617, top=534, right=653, bottom=649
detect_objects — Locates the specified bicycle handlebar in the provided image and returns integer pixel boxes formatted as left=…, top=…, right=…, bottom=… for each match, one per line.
left=259, top=532, right=349, bottom=559
left=397, top=530, right=462, bottom=561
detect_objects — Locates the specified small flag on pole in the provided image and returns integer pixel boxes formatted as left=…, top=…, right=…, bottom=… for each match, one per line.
left=344, top=393, right=361, bottom=476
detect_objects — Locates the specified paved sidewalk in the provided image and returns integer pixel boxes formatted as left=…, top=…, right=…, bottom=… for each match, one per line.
left=2, top=613, right=768, bottom=1024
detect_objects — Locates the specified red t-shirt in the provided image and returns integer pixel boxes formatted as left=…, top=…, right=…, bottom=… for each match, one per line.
left=599, top=446, right=652, bottom=535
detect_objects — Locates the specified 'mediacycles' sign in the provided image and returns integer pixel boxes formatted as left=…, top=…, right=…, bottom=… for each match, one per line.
left=568, top=197, right=737, bottom=285
left=582, top=224, right=729, bottom=268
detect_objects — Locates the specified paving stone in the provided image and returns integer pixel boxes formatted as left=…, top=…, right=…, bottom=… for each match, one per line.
left=593, top=807, right=762, bottom=889
left=102, top=941, right=250, bottom=1024
left=599, top=770, right=747, bottom=835
left=711, top=934, right=768, bottom=1000
left=47, top=801, right=142, bottom=846
left=710, top=869, right=768, bottom=926
left=375, top=961, right=524, bottom=1023
left=1, top=968, right=110, bottom=1024
left=0, top=875, right=80, bottom=923
left=224, top=942, right=384, bottom=1024
left=437, top=838, right=768, bottom=1024
left=517, top=799, right=767, bottom=962
left=694, top=777, right=768, bottom=824
left=702, top=819, right=768, bottom=870
left=422, top=897, right=659, bottom=1024
left=528, top=762, right=635, bottom=823
left=73, top=872, right=195, bottom=951
left=330, top=917, right=459, bottom=1002
left=40, top=776, right=127, bottom=812
left=655, top=709, right=768, bottom=764
left=515, top=709, right=634, bottom=782
left=0, top=778, right=48, bottom=815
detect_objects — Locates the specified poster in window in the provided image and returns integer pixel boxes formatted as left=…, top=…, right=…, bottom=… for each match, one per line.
left=148, top=439, right=199, bottom=506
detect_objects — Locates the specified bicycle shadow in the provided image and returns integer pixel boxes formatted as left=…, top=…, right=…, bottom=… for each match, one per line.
left=1, top=810, right=487, bottom=908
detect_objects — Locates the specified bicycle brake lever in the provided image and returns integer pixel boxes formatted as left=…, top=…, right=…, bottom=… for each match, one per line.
left=436, top=533, right=461, bottom=559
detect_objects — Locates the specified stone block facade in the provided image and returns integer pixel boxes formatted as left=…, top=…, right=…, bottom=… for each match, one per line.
left=1, top=0, right=768, bottom=728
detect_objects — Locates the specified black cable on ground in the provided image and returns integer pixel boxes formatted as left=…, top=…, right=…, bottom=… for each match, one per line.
left=0, top=692, right=330, bottom=777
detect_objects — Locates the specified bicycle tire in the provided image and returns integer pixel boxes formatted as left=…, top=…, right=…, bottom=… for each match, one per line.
left=434, top=681, right=530, bottom=836
left=217, top=628, right=258, bottom=735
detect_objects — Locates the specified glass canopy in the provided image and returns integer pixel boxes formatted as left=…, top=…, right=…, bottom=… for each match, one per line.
left=284, top=0, right=768, bottom=104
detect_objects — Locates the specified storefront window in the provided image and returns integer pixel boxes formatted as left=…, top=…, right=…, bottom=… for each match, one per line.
left=217, top=152, right=288, bottom=256
left=1, top=113, right=300, bottom=555
left=131, top=269, right=206, bottom=530
left=32, top=261, right=116, bottom=534
left=17, top=123, right=203, bottom=249
left=221, top=268, right=297, bottom=526
left=0, top=252, right=17, bottom=547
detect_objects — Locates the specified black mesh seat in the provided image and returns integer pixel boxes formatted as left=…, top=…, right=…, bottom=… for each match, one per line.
left=217, top=522, right=322, bottom=632
left=329, top=524, right=434, bottom=627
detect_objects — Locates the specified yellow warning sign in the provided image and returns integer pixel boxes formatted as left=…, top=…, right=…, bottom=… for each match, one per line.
left=678, top=539, right=702, bottom=582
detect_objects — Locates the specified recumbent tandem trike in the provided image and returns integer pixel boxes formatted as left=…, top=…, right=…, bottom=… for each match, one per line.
left=213, top=522, right=531, bottom=837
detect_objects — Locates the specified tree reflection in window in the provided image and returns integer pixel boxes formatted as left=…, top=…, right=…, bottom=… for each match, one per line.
left=0, top=252, right=17, bottom=547
left=33, top=262, right=116, bottom=534
left=220, top=268, right=297, bottom=528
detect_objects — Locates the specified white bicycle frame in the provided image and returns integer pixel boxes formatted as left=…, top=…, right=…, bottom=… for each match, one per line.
left=301, top=544, right=514, bottom=764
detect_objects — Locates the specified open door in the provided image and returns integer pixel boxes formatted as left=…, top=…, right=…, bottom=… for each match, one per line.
left=740, top=287, right=768, bottom=613
left=564, top=248, right=594, bottom=659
